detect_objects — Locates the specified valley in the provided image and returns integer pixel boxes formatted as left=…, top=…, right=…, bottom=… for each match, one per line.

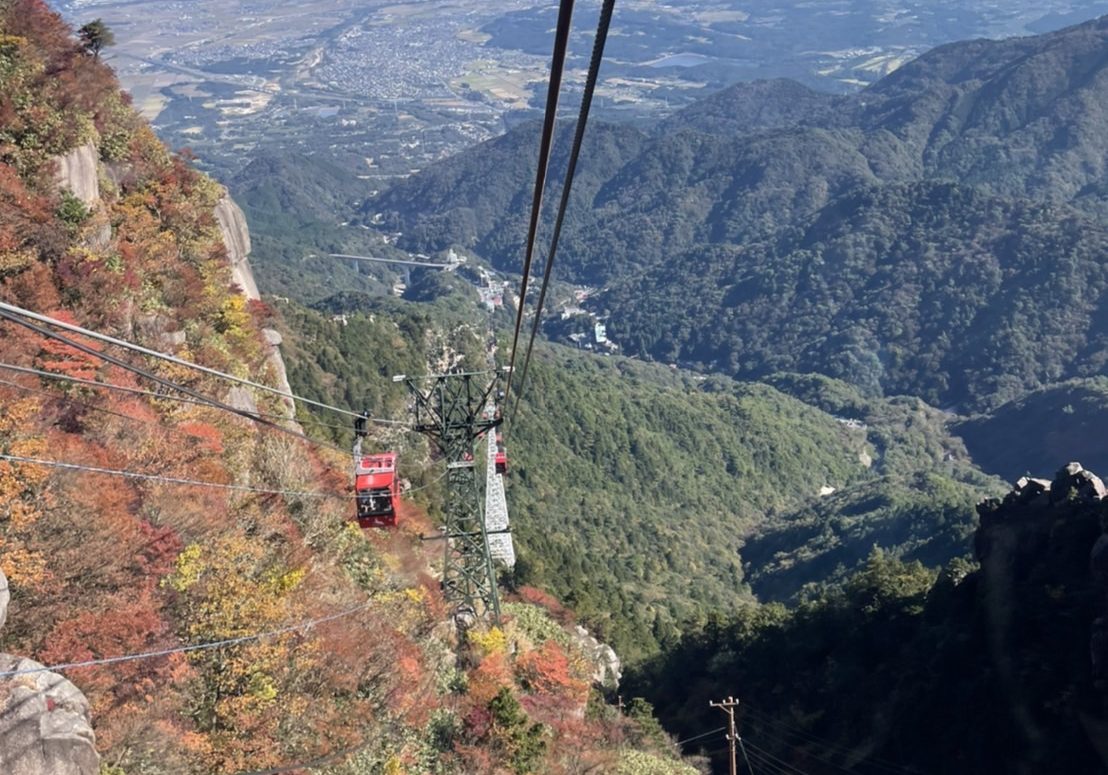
left=2, top=1, right=1108, bottom=773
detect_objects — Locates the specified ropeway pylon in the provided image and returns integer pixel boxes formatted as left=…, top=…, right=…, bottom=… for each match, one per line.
left=403, top=368, right=504, bottom=624
left=484, top=404, right=516, bottom=567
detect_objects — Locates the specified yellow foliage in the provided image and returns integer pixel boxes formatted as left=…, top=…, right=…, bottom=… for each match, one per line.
left=165, top=544, right=204, bottom=592
left=0, top=248, right=35, bottom=275
left=469, top=626, right=508, bottom=657
left=0, top=537, right=48, bottom=586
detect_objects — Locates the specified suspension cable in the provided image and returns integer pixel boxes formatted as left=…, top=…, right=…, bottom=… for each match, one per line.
left=0, top=361, right=355, bottom=433
left=0, top=300, right=405, bottom=425
left=0, top=309, right=351, bottom=453
left=511, top=0, right=616, bottom=425
left=0, top=454, right=342, bottom=499
left=0, top=601, right=373, bottom=678
left=503, top=0, right=576, bottom=411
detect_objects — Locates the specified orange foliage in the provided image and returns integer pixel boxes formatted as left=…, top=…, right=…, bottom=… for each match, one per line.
left=468, top=650, right=514, bottom=706
left=516, top=641, right=589, bottom=705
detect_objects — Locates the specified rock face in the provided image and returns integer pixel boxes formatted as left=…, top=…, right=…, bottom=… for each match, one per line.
left=0, top=571, right=99, bottom=775
left=571, top=625, right=622, bottom=691
left=213, top=194, right=300, bottom=423
left=214, top=195, right=259, bottom=300
left=53, top=143, right=99, bottom=206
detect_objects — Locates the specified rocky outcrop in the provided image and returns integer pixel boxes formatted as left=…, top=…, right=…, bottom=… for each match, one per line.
left=974, top=462, right=1108, bottom=766
left=0, top=570, right=99, bottom=775
left=214, top=195, right=259, bottom=301
left=571, top=625, right=621, bottom=691
left=213, top=194, right=300, bottom=423
left=52, top=143, right=99, bottom=206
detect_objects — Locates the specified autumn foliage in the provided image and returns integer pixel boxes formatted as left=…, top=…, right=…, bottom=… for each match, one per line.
left=0, top=3, right=695, bottom=773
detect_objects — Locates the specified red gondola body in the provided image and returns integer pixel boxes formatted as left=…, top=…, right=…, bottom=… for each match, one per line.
left=355, top=452, right=399, bottom=528
left=495, top=446, right=508, bottom=475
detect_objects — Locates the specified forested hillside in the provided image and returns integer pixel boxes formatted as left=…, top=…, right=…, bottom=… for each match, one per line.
left=0, top=3, right=697, bottom=772
left=274, top=294, right=1004, bottom=660
left=629, top=463, right=1108, bottom=775
left=370, top=14, right=1108, bottom=412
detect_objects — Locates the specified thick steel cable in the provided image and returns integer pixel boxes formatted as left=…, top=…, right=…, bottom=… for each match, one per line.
left=0, top=376, right=152, bottom=426
left=0, top=300, right=406, bottom=425
left=0, top=601, right=372, bottom=678
left=503, top=0, right=576, bottom=411
left=512, top=0, right=616, bottom=425
left=0, top=309, right=350, bottom=453
left=0, top=454, right=341, bottom=499
left=0, top=361, right=355, bottom=433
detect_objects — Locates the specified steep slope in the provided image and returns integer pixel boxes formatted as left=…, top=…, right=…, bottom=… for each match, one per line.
left=275, top=295, right=1003, bottom=660
left=630, top=463, right=1108, bottom=774
left=0, top=4, right=698, bottom=772
left=954, top=377, right=1108, bottom=479
left=602, top=181, right=1108, bottom=410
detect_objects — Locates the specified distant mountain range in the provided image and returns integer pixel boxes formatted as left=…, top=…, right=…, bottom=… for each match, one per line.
left=371, top=14, right=1108, bottom=411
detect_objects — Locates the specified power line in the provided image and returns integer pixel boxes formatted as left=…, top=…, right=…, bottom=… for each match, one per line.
left=0, top=454, right=341, bottom=499
left=677, top=725, right=728, bottom=746
left=0, top=301, right=405, bottom=425
left=512, top=0, right=615, bottom=424
left=742, top=706, right=918, bottom=775
left=504, top=0, right=576, bottom=412
left=744, top=738, right=812, bottom=775
left=744, top=745, right=792, bottom=775
left=744, top=719, right=862, bottom=775
left=0, top=601, right=372, bottom=678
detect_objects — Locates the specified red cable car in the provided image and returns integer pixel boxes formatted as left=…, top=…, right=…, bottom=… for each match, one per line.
left=495, top=445, right=508, bottom=476
left=354, top=452, right=399, bottom=528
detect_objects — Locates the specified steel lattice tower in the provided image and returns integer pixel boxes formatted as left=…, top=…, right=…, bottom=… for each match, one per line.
left=404, top=370, right=504, bottom=623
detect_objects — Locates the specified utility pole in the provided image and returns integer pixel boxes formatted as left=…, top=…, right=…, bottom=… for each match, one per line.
left=402, top=368, right=505, bottom=625
left=710, top=696, right=742, bottom=775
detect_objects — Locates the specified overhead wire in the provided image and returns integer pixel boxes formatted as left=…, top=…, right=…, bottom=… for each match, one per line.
left=503, top=0, right=576, bottom=412
left=0, top=300, right=407, bottom=426
left=744, top=737, right=814, bottom=775
left=744, top=718, right=864, bottom=775
left=742, top=706, right=919, bottom=775
left=0, top=600, right=373, bottom=678
left=0, top=361, right=355, bottom=433
left=511, top=0, right=616, bottom=423
left=0, top=308, right=352, bottom=454
left=0, top=376, right=155, bottom=427
left=744, top=745, right=793, bottom=775
left=0, top=454, right=342, bottom=499
left=677, top=725, right=728, bottom=746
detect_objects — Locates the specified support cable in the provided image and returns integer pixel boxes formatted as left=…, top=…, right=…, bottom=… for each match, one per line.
left=511, top=0, right=616, bottom=424
left=0, top=362, right=354, bottom=432
left=0, top=309, right=350, bottom=453
left=503, top=0, right=576, bottom=411
left=0, top=601, right=372, bottom=678
left=0, top=377, right=154, bottom=426
left=0, top=454, right=340, bottom=499
left=0, top=301, right=404, bottom=425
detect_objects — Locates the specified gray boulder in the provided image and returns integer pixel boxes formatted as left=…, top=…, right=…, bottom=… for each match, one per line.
left=0, top=570, right=100, bottom=775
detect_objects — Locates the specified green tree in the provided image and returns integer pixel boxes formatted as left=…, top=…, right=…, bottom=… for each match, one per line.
left=78, top=19, right=114, bottom=59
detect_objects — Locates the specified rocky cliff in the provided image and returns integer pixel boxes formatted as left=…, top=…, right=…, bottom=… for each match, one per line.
left=0, top=571, right=99, bottom=775
left=52, top=143, right=98, bottom=206
left=54, top=152, right=299, bottom=423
